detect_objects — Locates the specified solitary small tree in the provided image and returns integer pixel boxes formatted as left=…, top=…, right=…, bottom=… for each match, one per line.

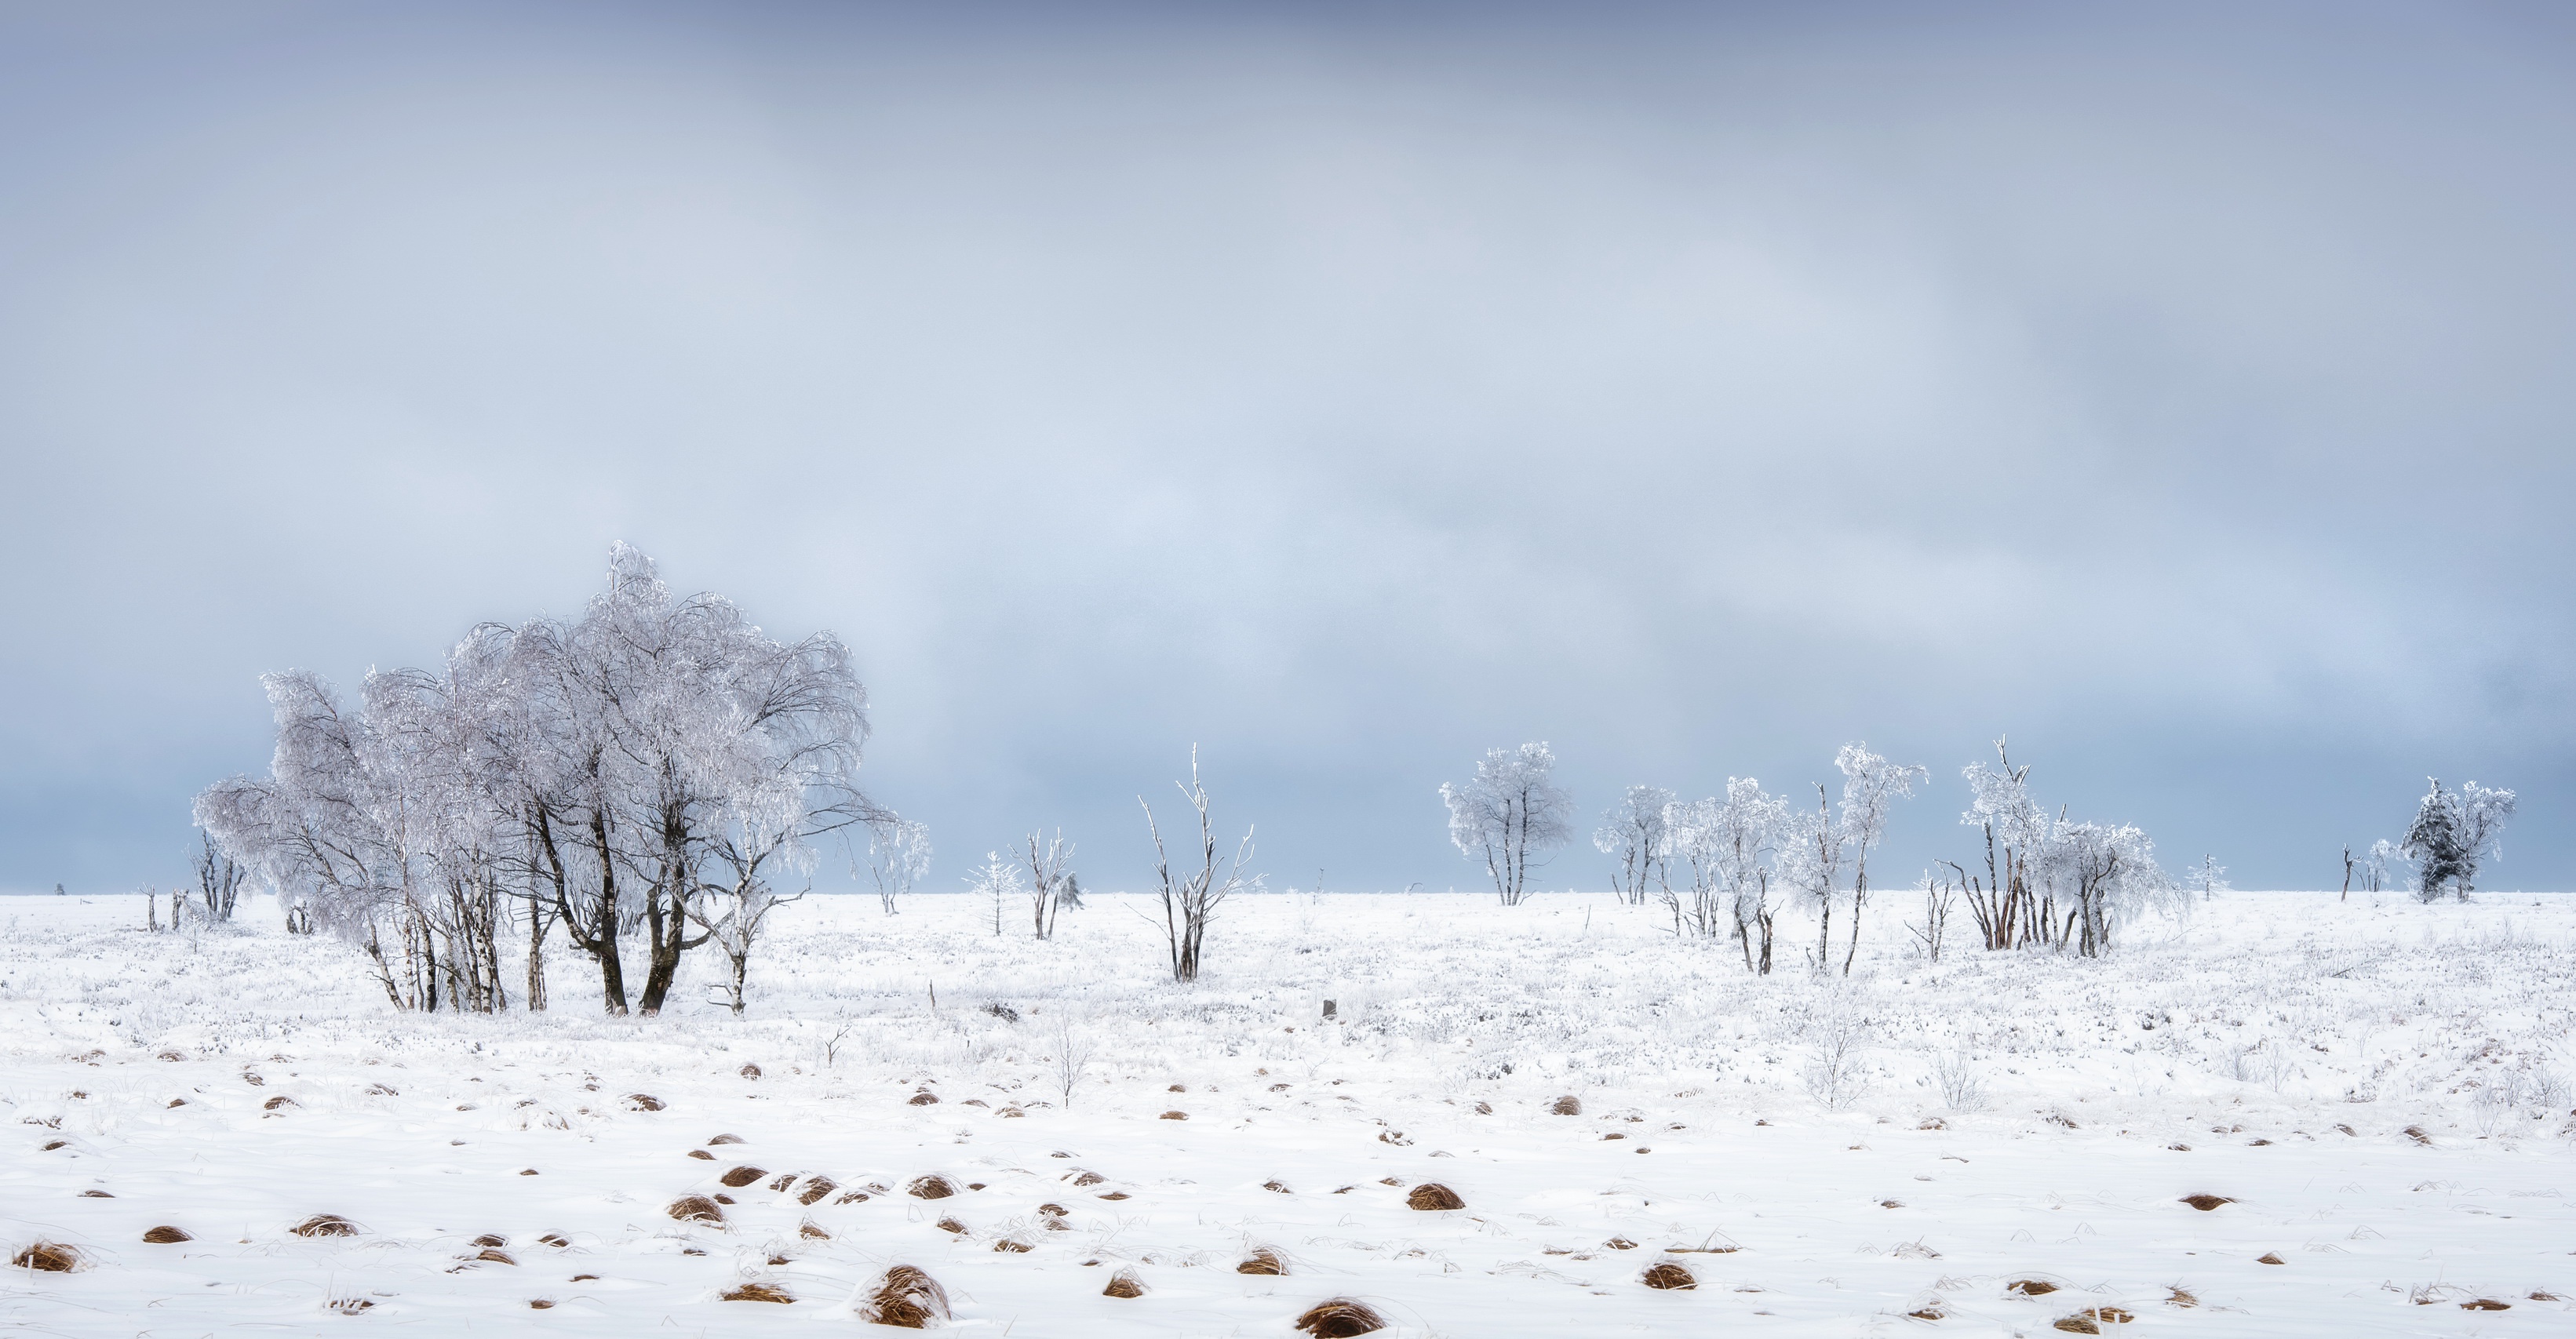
left=1022, top=831, right=1073, bottom=939
left=193, top=833, right=245, bottom=922
left=2192, top=855, right=2229, bottom=901
left=1141, top=749, right=1257, bottom=983
left=2453, top=780, right=2516, bottom=898
left=1441, top=741, right=1574, bottom=906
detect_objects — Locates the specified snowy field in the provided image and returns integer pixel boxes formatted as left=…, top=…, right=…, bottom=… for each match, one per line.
left=4, top=889, right=2573, bottom=1336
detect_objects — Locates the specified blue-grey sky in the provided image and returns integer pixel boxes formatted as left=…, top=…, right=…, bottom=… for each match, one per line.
left=3, top=2, right=2571, bottom=896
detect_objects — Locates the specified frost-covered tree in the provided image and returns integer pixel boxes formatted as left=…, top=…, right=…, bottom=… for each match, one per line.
left=1022, top=830, right=1073, bottom=939
left=863, top=816, right=932, bottom=915
left=1779, top=786, right=1845, bottom=973
left=1441, top=741, right=1574, bottom=906
left=2454, top=781, right=2516, bottom=898
left=2401, top=779, right=2468, bottom=903
left=1593, top=784, right=1674, bottom=906
left=1142, top=749, right=1259, bottom=983
left=199, top=545, right=876, bottom=1018
left=1833, top=744, right=1927, bottom=975
left=969, top=854, right=1021, bottom=937
left=1667, top=777, right=1787, bottom=970
left=192, top=833, right=245, bottom=923
left=2365, top=837, right=2404, bottom=894
left=2191, top=855, right=2229, bottom=901
left=1950, top=739, right=2168, bottom=956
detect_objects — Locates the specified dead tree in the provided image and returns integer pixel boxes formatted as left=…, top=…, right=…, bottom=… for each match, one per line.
left=1140, top=749, right=1257, bottom=984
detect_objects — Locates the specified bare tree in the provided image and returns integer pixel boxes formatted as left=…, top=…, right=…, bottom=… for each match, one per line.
left=1048, top=1012, right=1098, bottom=1108
left=970, top=855, right=1021, bottom=936
left=1022, top=831, right=1073, bottom=939
left=1440, top=742, right=1574, bottom=906
left=1780, top=785, right=1845, bottom=973
left=687, top=877, right=804, bottom=1016
left=1141, top=749, right=1258, bottom=984
left=1907, top=870, right=1956, bottom=963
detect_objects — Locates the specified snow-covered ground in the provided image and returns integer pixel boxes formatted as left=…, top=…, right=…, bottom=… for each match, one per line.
left=3, top=890, right=2571, bottom=1336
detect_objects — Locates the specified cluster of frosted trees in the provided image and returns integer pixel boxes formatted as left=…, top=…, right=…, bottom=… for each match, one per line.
left=1447, top=737, right=2177, bottom=964
left=196, top=546, right=884, bottom=1017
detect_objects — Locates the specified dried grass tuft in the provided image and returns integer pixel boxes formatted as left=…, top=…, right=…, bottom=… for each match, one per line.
left=1294, top=1297, right=1386, bottom=1336
left=2178, top=1194, right=2233, bottom=1211
left=667, top=1195, right=726, bottom=1224
left=1908, top=1304, right=1946, bottom=1320
left=769, top=1173, right=797, bottom=1192
left=2461, top=1299, right=2512, bottom=1311
left=1159, top=1110, right=1189, bottom=1121
left=1263, top=1180, right=1292, bottom=1193
left=12, top=1241, right=81, bottom=1272
left=908, top=1090, right=941, bottom=1106
left=798, top=1177, right=837, bottom=1206
left=529, top=1299, right=555, bottom=1309
left=688, top=1149, right=716, bottom=1160
left=835, top=1190, right=871, bottom=1205
left=475, top=1249, right=516, bottom=1265
left=2006, top=1279, right=2060, bottom=1296
left=1102, top=1268, right=1146, bottom=1298
left=2051, top=1316, right=2100, bottom=1335
left=1551, top=1095, right=1583, bottom=1115
left=2402, top=1124, right=2432, bottom=1144
left=719, top=1165, right=767, bottom=1188
left=142, top=1225, right=192, bottom=1244
left=292, top=1214, right=359, bottom=1238
left=1405, top=1183, right=1463, bottom=1211
left=1037, top=1203, right=1068, bottom=1217
left=800, top=1220, right=831, bottom=1239
left=538, top=1233, right=570, bottom=1248
left=908, top=1174, right=957, bottom=1199
left=722, top=1282, right=793, bottom=1303
left=1641, top=1261, right=1696, bottom=1290
left=935, top=1217, right=967, bottom=1235
left=739, top=1064, right=762, bottom=1080
left=625, top=1093, right=665, bottom=1112
left=2255, top=1253, right=2284, bottom=1265
left=472, top=1234, right=507, bottom=1247
left=860, top=1264, right=950, bottom=1328
left=1603, top=1237, right=1638, bottom=1250
left=1237, top=1246, right=1287, bottom=1275
left=1070, top=1171, right=1106, bottom=1187
left=326, top=1297, right=373, bottom=1314
left=1098, top=1191, right=1130, bottom=1201
left=2165, top=1286, right=2199, bottom=1308
left=264, top=1095, right=296, bottom=1110
left=709, top=1133, right=745, bottom=1144
left=993, top=1237, right=1033, bottom=1253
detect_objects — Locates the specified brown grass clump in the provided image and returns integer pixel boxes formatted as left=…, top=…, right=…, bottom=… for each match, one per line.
left=739, top=1064, right=762, bottom=1079
left=908, top=1090, right=941, bottom=1106
left=797, top=1176, right=836, bottom=1206
left=709, top=1133, right=745, bottom=1144
left=1550, top=1095, right=1583, bottom=1115
left=2067, top=1307, right=2133, bottom=1325
left=1159, top=1110, right=1189, bottom=1121
left=667, top=1195, right=726, bottom=1224
left=1294, top=1297, right=1386, bottom=1336
left=1641, top=1261, right=1696, bottom=1290
left=719, top=1165, right=767, bottom=1188
left=993, top=1237, right=1033, bottom=1253
left=13, top=1241, right=82, bottom=1272
left=142, top=1225, right=192, bottom=1244
left=1237, top=1246, right=1287, bottom=1275
left=1102, top=1269, right=1146, bottom=1298
left=472, top=1234, right=507, bottom=1247
left=723, top=1282, right=793, bottom=1303
left=2403, top=1124, right=2432, bottom=1144
left=475, top=1249, right=516, bottom=1265
left=1405, top=1183, right=1464, bottom=1211
left=1603, top=1237, right=1638, bottom=1250
left=769, top=1173, right=797, bottom=1192
left=1070, top=1170, right=1106, bottom=1187
left=292, top=1214, right=359, bottom=1238
left=2178, top=1194, right=2233, bottom=1211
left=860, top=1264, right=950, bottom=1328
left=326, top=1297, right=373, bottom=1314
left=800, top=1220, right=831, bottom=1239
left=529, top=1299, right=555, bottom=1309
left=1263, top=1180, right=1292, bottom=1193
left=2166, top=1286, right=2199, bottom=1308
left=2531, top=1290, right=2567, bottom=1302
left=2007, top=1279, right=2060, bottom=1297
left=714, top=1194, right=736, bottom=1204
left=2461, top=1298, right=2512, bottom=1311
left=835, top=1190, right=871, bottom=1205
left=909, top=1174, right=957, bottom=1199
left=264, top=1096, right=296, bottom=1110
left=2051, top=1316, right=2101, bottom=1335
left=78, top=1190, right=112, bottom=1199
left=688, top=1149, right=716, bottom=1160
left=1037, top=1203, right=1068, bottom=1217
left=538, top=1233, right=570, bottom=1248
left=1098, top=1190, right=1131, bottom=1201
left=40, top=1140, right=67, bottom=1151
left=935, top=1217, right=967, bottom=1235
left=2255, top=1253, right=2285, bottom=1265
left=625, top=1093, right=665, bottom=1112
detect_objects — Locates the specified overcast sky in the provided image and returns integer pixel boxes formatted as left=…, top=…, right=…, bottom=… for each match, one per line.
left=3, top=1, right=2571, bottom=897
